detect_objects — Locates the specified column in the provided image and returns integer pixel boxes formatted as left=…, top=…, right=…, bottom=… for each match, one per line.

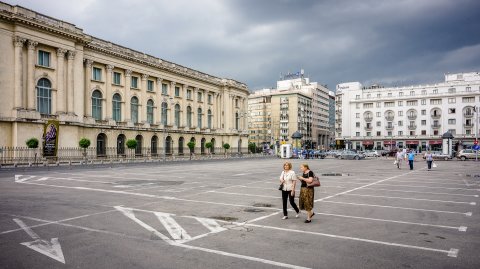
left=124, top=69, right=132, bottom=122
left=192, top=87, right=198, bottom=128
left=105, top=64, right=115, bottom=120
left=84, top=59, right=93, bottom=117
left=13, top=36, right=26, bottom=109
left=26, top=40, right=38, bottom=110
left=181, top=84, right=189, bottom=127
left=141, top=74, right=149, bottom=123
left=156, top=78, right=163, bottom=124
left=56, top=49, right=67, bottom=114
left=67, top=50, right=75, bottom=114
left=169, top=82, right=176, bottom=126
left=243, top=97, right=248, bottom=131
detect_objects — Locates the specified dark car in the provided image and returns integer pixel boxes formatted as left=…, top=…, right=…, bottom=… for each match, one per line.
left=381, top=150, right=397, bottom=157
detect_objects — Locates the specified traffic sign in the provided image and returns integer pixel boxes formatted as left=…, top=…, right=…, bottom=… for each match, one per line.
left=473, top=145, right=480, bottom=151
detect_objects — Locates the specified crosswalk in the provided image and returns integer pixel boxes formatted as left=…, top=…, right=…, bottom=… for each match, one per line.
left=114, top=206, right=227, bottom=244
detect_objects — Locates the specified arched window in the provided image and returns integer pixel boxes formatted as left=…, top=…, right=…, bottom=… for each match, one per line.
left=211, top=138, right=216, bottom=154
left=197, top=108, right=203, bottom=129
left=166, top=136, right=172, bottom=154
left=178, top=137, right=184, bottom=155
left=207, top=109, right=212, bottom=129
left=190, top=137, right=195, bottom=154
left=131, top=97, right=139, bottom=123
left=96, top=133, right=107, bottom=156
left=36, top=78, right=52, bottom=115
left=92, top=90, right=103, bottom=120
left=147, top=99, right=154, bottom=124
left=235, top=112, right=239, bottom=130
left=151, top=135, right=158, bottom=156
left=161, top=102, right=168, bottom=125
left=135, top=135, right=143, bottom=155
left=117, top=134, right=125, bottom=155
left=238, top=139, right=242, bottom=153
left=112, top=94, right=122, bottom=122
left=187, top=106, right=192, bottom=128
left=201, top=138, right=206, bottom=155
left=175, top=104, right=181, bottom=127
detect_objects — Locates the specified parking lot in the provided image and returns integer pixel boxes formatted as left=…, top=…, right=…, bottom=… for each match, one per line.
left=0, top=157, right=479, bottom=269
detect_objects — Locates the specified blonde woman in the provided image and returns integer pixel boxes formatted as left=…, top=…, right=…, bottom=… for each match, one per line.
left=279, top=162, right=300, bottom=219
left=298, top=164, right=315, bottom=223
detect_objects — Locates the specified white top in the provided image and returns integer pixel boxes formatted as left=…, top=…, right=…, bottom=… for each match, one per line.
left=280, top=170, right=297, bottom=191
left=396, top=152, right=403, bottom=160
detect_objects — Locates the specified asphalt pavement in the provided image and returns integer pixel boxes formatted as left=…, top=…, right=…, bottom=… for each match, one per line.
left=0, top=157, right=479, bottom=269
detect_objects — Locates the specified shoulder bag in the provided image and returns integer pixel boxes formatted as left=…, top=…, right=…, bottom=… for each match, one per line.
left=307, top=172, right=321, bottom=187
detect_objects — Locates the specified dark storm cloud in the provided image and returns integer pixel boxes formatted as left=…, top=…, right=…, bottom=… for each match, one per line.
left=6, top=0, right=480, bottom=90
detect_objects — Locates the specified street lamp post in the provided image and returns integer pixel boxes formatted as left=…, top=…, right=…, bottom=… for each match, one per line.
left=163, top=96, right=174, bottom=162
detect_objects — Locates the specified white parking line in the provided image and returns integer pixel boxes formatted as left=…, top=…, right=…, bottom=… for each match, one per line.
left=209, top=190, right=278, bottom=199
left=342, top=193, right=476, bottom=205
left=321, top=201, right=472, bottom=216
left=358, top=188, right=479, bottom=197
left=373, top=183, right=479, bottom=191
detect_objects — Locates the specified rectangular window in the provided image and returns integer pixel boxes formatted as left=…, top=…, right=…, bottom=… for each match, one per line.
left=421, top=120, right=426, bottom=125
left=366, top=132, right=371, bottom=137
left=376, top=102, right=381, bottom=108
left=355, top=113, right=360, bottom=118
left=376, top=121, right=381, bottom=127
left=147, top=80, right=154, bottom=91
left=398, top=101, right=403, bottom=106
left=466, top=86, right=471, bottom=92
left=448, top=98, right=456, bottom=104
left=387, top=131, right=392, bottom=136
left=187, top=90, right=192, bottom=100
left=175, top=86, right=180, bottom=97
left=93, top=67, right=102, bottom=81
left=410, top=91, right=415, bottom=96
left=377, top=93, right=381, bottom=98
left=376, top=131, right=381, bottom=136
left=462, top=97, right=475, bottom=103
left=448, top=88, right=456, bottom=93
left=433, top=89, right=438, bottom=94
left=355, top=95, right=360, bottom=100
left=449, top=108, right=456, bottom=114
left=113, top=72, right=121, bottom=85
left=421, top=110, right=426, bottom=115
left=384, top=102, right=394, bottom=107
left=208, top=94, right=212, bottom=104
left=356, top=122, right=360, bottom=127
left=198, top=92, right=203, bottom=102
left=407, top=100, right=417, bottom=106
left=399, top=92, right=404, bottom=97
left=421, top=130, right=426, bottom=135
left=388, top=93, right=392, bottom=97
left=398, top=121, right=403, bottom=126
left=162, top=84, right=168, bottom=95
left=430, top=99, right=442, bottom=105
left=398, top=131, right=403, bottom=136
left=356, top=132, right=360, bottom=137
left=131, top=76, right=138, bottom=88
left=448, top=119, right=456, bottom=124
left=421, top=99, right=426, bottom=105
left=356, top=103, right=360, bottom=109
left=421, top=90, right=427, bottom=95
left=376, top=112, right=381, bottom=117
left=38, top=50, right=51, bottom=67
left=448, top=129, right=456, bottom=135
left=398, top=111, right=403, bottom=116
left=363, top=103, right=373, bottom=108
left=410, top=131, right=415, bottom=136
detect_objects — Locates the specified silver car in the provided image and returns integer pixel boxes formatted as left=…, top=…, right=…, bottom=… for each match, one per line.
left=340, top=150, right=365, bottom=160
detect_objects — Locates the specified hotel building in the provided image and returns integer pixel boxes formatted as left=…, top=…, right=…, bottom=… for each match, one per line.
left=335, top=72, right=480, bottom=151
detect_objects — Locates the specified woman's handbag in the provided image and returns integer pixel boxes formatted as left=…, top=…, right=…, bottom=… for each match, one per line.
left=278, top=184, right=284, bottom=191
left=432, top=162, right=437, bottom=168
left=307, top=174, right=321, bottom=187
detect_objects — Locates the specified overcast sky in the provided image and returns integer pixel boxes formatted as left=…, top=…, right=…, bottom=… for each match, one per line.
left=7, top=0, right=480, bottom=91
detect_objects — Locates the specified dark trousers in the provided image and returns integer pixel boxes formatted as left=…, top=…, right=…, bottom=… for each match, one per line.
left=427, top=160, right=433, bottom=169
left=409, top=160, right=414, bottom=170
left=282, top=190, right=299, bottom=216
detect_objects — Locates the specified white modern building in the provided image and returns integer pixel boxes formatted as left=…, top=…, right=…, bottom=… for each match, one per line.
left=335, top=72, right=480, bottom=152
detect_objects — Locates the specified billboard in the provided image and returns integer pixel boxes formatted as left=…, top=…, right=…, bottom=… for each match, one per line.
left=43, top=120, right=59, bottom=157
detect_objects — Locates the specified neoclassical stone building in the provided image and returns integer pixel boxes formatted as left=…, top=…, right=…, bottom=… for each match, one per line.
left=0, top=2, right=249, bottom=155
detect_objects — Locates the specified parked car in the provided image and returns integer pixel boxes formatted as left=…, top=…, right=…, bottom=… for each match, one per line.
left=364, top=150, right=380, bottom=157
left=381, top=149, right=397, bottom=157
left=340, top=150, right=365, bottom=160
left=457, top=149, right=478, bottom=160
left=431, top=153, right=452, bottom=160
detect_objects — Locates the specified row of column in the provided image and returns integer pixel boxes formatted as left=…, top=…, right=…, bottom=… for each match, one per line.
left=13, top=36, right=76, bottom=114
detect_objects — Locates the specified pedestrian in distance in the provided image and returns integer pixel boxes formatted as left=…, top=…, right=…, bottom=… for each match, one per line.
left=424, top=150, right=434, bottom=170
left=297, top=164, right=315, bottom=223
left=395, top=149, right=403, bottom=169
left=408, top=150, right=415, bottom=170
left=279, top=162, right=300, bottom=220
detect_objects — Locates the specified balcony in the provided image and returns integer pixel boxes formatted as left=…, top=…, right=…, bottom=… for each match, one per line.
left=407, top=125, right=417, bottom=130
left=431, top=124, right=441, bottom=129
left=385, top=116, right=394, bottom=121
left=431, top=114, right=441, bottom=119
left=407, top=115, right=417, bottom=120
left=464, top=123, right=474, bottom=128
left=385, top=125, right=395, bottom=130
left=364, top=126, right=373, bottom=131
left=364, top=117, right=373, bottom=122
left=464, top=113, right=474, bottom=118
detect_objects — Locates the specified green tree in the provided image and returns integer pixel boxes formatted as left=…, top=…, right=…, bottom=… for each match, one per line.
left=222, top=143, right=230, bottom=155
left=248, top=142, right=256, bottom=153
left=26, top=138, right=39, bottom=148
left=205, top=142, right=213, bottom=155
left=187, top=141, right=195, bottom=160
left=126, top=139, right=137, bottom=149
left=79, top=138, right=91, bottom=159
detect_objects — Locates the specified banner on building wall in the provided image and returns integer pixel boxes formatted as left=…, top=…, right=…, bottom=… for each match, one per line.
left=43, top=120, right=59, bottom=157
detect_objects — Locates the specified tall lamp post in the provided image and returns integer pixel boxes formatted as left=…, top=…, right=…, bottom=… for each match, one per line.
left=163, top=96, right=174, bottom=162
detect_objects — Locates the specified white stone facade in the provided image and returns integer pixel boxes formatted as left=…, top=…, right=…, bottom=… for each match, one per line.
left=0, top=2, right=249, bottom=154
left=335, top=72, right=480, bottom=151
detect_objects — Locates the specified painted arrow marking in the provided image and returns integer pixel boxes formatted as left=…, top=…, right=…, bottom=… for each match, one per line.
left=14, top=175, right=35, bottom=183
left=13, top=218, right=65, bottom=264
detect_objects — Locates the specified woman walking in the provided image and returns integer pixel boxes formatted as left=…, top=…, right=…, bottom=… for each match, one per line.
left=395, top=149, right=403, bottom=169
left=424, top=150, right=434, bottom=170
left=298, top=164, right=315, bottom=223
left=279, top=162, right=300, bottom=219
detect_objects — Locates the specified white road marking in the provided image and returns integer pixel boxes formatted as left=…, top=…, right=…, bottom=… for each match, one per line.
left=194, top=217, right=227, bottom=233
left=14, top=175, right=35, bottom=183
left=232, top=173, right=249, bottom=176
left=372, top=183, right=479, bottom=191
left=154, top=212, right=192, bottom=241
left=358, top=187, right=480, bottom=197
left=13, top=218, right=65, bottom=264
left=321, top=201, right=472, bottom=216
left=209, top=190, right=278, bottom=199
left=342, top=193, right=476, bottom=205
left=315, top=170, right=419, bottom=202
